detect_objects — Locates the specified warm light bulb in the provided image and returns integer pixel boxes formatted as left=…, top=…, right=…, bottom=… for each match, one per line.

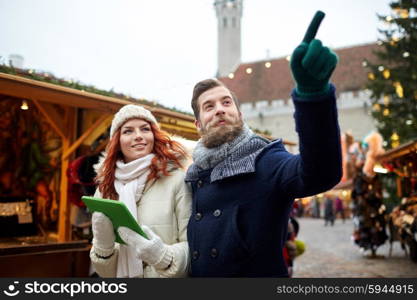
left=228, top=73, right=234, bottom=79
left=246, top=68, right=252, bottom=74
left=265, top=62, right=271, bottom=68
left=383, top=95, right=390, bottom=105
left=373, top=103, right=381, bottom=111
left=20, top=100, right=29, bottom=110
left=393, top=82, right=404, bottom=98
left=399, top=10, right=409, bottom=18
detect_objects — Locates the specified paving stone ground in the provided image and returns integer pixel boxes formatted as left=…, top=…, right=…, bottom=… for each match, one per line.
left=293, top=217, right=417, bottom=278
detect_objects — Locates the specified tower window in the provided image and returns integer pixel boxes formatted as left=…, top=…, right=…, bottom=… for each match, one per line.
left=223, top=17, right=227, bottom=28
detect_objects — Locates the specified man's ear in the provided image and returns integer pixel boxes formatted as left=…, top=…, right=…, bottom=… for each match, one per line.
left=194, top=119, right=202, bottom=131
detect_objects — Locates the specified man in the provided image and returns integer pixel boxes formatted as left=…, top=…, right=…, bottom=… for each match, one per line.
left=185, top=11, right=342, bottom=277
left=324, top=196, right=335, bottom=226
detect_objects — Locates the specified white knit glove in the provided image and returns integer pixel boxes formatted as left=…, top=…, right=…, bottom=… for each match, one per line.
left=92, top=212, right=116, bottom=258
left=117, top=225, right=172, bottom=269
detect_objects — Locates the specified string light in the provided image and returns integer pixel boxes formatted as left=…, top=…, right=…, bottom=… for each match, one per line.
left=246, top=68, right=252, bottom=74
left=403, top=52, right=410, bottom=58
left=20, top=100, right=29, bottom=110
left=265, top=62, right=271, bottom=68
left=385, top=16, right=393, bottom=22
left=383, top=95, right=390, bottom=105
left=362, top=61, right=368, bottom=67
left=393, top=82, right=404, bottom=98
left=395, top=9, right=409, bottom=18
left=228, top=73, right=234, bottom=79
left=383, top=108, right=390, bottom=116
left=368, top=73, right=375, bottom=80
left=383, top=69, right=390, bottom=79
left=373, top=103, right=381, bottom=111
left=406, top=120, right=413, bottom=125
left=286, top=55, right=291, bottom=61
left=391, top=132, right=400, bottom=148
left=378, top=66, right=385, bottom=72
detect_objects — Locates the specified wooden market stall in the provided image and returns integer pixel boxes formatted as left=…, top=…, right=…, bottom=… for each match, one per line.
left=377, top=139, right=417, bottom=198
left=377, top=139, right=417, bottom=262
left=0, top=72, right=198, bottom=276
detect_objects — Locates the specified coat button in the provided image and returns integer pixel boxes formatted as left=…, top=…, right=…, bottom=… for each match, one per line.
left=195, top=212, right=203, bottom=221
left=213, top=209, right=222, bottom=217
left=197, top=180, right=203, bottom=188
left=192, top=250, right=199, bottom=260
left=210, top=248, right=218, bottom=258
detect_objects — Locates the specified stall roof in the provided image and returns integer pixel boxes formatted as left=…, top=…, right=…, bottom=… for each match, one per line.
left=377, top=139, right=417, bottom=162
left=0, top=72, right=194, bottom=118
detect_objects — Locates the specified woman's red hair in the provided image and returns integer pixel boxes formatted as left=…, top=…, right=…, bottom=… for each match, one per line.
left=96, top=119, right=187, bottom=200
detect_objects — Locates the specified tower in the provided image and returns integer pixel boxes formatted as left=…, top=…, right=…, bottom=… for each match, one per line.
left=214, top=0, right=243, bottom=77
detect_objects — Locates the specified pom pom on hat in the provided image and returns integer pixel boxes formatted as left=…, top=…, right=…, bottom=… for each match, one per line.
left=110, top=104, right=158, bottom=138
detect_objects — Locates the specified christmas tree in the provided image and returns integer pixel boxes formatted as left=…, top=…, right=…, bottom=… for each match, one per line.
left=365, top=0, right=417, bottom=149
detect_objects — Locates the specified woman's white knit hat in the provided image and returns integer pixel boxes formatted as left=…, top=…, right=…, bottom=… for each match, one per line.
left=110, top=104, right=158, bottom=138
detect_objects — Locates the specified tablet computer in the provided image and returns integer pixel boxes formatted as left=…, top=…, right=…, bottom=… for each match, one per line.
left=82, top=196, right=148, bottom=244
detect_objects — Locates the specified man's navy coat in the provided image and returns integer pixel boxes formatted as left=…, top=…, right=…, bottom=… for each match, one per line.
left=186, top=87, right=342, bottom=277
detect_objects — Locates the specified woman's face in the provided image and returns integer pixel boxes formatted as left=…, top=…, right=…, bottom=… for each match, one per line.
left=119, top=118, right=154, bottom=163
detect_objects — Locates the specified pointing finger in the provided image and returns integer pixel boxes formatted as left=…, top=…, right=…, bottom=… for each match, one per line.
left=302, top=11, right=325, bottom=44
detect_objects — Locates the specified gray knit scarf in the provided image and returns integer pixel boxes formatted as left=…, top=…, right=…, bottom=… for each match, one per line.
left=186, top=124, right=270, bottom=183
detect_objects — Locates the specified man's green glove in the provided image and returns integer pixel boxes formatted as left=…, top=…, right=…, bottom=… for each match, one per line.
left=290, top=11, right=338, bottom=98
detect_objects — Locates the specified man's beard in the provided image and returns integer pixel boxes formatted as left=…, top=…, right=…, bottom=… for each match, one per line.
left=200, top=117, right=244, bottom=148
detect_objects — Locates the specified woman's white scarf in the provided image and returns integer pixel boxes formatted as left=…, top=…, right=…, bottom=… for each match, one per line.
left=114, top=154, right=154, bottom=278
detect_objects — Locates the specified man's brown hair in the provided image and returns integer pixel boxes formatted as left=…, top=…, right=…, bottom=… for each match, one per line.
left=191, top=78, right=240, bottom=120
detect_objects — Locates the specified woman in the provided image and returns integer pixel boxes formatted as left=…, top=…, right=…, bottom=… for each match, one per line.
left=90, top=104, right=191, bottom=278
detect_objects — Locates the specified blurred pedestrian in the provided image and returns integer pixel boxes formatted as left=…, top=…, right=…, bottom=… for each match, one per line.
left=312, top=196, right=321, bottom=218
left=324, top=196, right=335, bottom=226
left=334, top=196, right=345, bottom=223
